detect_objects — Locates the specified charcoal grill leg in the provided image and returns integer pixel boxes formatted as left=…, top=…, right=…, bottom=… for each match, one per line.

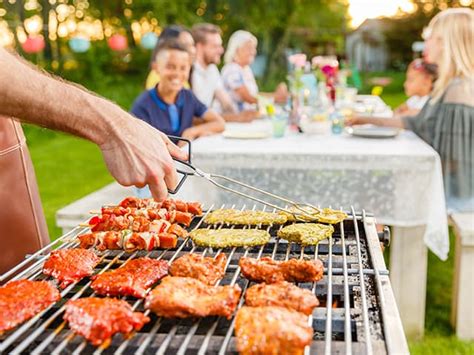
left=389, top=225, right=427, bottom=340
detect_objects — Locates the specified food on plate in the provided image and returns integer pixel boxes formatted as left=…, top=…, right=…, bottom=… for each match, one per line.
left=91, top=257, right=168, bottom=298
left=235, top=306, right=313, bottom=355
left=189, top=228, right=270, bottom=248
left=89, top=210, right=193, bottom=230
left=280, top=206, right=347, bottom=224
left=239, top=257, right=324, bottom=283
left=277, top=223, right=334, bottom=245
left=63, top=297, right=149, bottom=346
left=245, top=281, right=319, bottom=315
left=145, top=276, right=241, bottom=319
left=204, top=209, right=287, bottom=225
left=0, top=280, right=60, bottom=334
left=169, top=253, right=227, bottom=285
left=78, top=229, right=181, bottom=251
left=43, top=248, right=100, bottom=288
left=118, top=197, right=202, bottom=215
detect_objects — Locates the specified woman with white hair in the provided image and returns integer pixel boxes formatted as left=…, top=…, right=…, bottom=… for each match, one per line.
left=348, top=8, right=474, bottom=212
left=221, top=30, right=287, bottom=112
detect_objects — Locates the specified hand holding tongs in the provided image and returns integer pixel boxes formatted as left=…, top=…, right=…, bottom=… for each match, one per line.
left=167, top=136, right=322, bottom=221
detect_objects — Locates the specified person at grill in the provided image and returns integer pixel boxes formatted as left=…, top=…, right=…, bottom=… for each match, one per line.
left=347, top=8, right=474, bottom=213
left=145, top=25, right=196, bottom=90
left=0, top=47, right=186, bottom=274
left=131, top=41, right=225, bottom=141
left=221, top=30, right=288, bottom=113
left=191, top=23, right=259, bottom=123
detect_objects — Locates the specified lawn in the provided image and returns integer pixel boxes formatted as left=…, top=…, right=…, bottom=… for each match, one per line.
left=24, top=71, right=473, bottom=354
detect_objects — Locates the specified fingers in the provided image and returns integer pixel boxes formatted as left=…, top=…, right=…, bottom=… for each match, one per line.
left=159, top=132, right=188, bottom=161
left=148, top=175, right=168, bottom=201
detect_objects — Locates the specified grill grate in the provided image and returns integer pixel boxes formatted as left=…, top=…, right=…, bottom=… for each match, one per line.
left=0, top=205, right=408, bottom=355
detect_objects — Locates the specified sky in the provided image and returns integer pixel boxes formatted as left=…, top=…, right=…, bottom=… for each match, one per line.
left=348, top=0, right=416, bottom=28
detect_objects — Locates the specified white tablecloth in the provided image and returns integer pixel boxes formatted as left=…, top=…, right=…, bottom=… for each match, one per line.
left=175, top=122, right=449, bottom=260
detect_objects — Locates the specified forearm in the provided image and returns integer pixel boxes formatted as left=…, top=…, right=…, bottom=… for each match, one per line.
left=355, top=116, right=405, bottom=128
left=0, top=48, right=121, bottom=146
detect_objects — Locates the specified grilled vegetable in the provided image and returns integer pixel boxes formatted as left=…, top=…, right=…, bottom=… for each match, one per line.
left=190, top=228, right=270, bottom=248
left=277, top=223, right=334, bottom=245
left=204, top=209, right=287, bottom=225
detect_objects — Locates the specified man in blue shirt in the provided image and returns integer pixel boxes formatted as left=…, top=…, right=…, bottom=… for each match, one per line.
left=131, top=41, right=225, bottom=141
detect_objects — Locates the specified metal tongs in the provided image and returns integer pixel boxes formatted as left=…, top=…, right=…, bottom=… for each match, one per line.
left=168, top=136, right=321, bottom=221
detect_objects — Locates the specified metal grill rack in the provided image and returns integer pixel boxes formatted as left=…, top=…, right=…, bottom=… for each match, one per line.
left=0, top=205, right=409, bottom=354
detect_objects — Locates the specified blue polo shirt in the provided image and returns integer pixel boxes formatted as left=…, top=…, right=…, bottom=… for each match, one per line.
left=130, top=87, right=208, bottom=136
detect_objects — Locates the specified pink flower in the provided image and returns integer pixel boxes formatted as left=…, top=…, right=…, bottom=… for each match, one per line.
left=289, top=53, right=307, bottom=68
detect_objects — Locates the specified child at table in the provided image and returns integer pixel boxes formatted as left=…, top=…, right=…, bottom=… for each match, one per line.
left=131, top=41, right=225, bottom=142
left=393, top=58, right=437, bottom=116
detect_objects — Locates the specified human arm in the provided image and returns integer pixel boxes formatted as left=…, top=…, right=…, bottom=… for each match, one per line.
left=345, top=115, right=405, bottom=129
left=182, top=110, right=225, bottom=140
left=222, top=110, right=260, bottom=122
left=0, top=48, right=187, bottom=200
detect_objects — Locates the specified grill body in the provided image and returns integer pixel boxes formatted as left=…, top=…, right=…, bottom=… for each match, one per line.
left=0, top=206, right=409, bottom=355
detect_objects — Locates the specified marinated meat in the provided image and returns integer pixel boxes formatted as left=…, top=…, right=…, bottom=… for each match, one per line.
left=239, top=257, right=324, bottom=283
left=277, top=223, right=334, bottom=246
left=119, top=197, right=202, bottom=215
left=204, top=209, right=287, bottom=225
left=169, top=253, right=227, bottom=285
left=43, top=248, right=100, bottom=288
left=64, top=297, right=149, bottom=346
left=245, top=281, right=319, bottom=315
left=280, top=206, right=347, bottom=224
left=89, top=211, right=192, bottom=231
left=145, top=276, right=241, bottom=319
left=91, top=257, right=168, bottom=298
left=78, top=230, right=179, bottom=251
left=190, top=229, right=270, bottom=248
left=0, top=280, right=60, bottom=334
left=235, top=306, right=313, bottom=355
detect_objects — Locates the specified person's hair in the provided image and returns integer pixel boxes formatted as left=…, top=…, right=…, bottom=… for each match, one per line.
left=408, top=58, right=438, bottom=80
left=424, top=8, right=474, bottom=101
left=223, top=30, right=257, bottom=64
left=149, top=25, right=190, bottom=69
left=153, top=40, right=189, bottom=63
left=191, top=23, right=222, bottom=44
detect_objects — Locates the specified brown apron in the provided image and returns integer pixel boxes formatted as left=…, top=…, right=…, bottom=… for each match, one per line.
left=0, top=117, right=49, bottom=275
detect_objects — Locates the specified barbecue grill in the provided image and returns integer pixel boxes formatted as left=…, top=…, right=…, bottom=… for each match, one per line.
left=0, top=205, right=409, bottom=355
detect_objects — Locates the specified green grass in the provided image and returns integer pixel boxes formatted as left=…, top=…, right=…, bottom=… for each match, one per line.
left=23, top=71, right=474, bottom=354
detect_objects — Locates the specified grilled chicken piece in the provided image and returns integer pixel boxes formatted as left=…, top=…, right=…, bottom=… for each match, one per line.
left=245, top=281, right=319, bottom=315
left=64, top=297, right=149, bottom=346
left=235, top=306, right=313, bottom=355
left=145, top=276, right=241, bottom=319
left=91, top=257, right=168, bottom=298
left=169, top=253, right=227, bottom=285
left=280, top=206, right=347, bottom=224
left=204, top=209, right=287, bottom=225
left=190, top=228, right=270, bottom=248
left=239, top=257, right=324, bottom=283
left=0, top=280, right=60, bottom=334
left=43, top=248, right=100, bottom=288
left=277, top=223, right=334, bottom=246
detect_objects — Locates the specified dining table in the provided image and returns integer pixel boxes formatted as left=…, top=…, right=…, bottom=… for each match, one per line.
left=174, top=108, right=449, bottom=340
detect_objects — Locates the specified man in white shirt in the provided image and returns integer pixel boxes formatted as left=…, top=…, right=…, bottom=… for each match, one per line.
left=191, top=23, right=258, bottom=122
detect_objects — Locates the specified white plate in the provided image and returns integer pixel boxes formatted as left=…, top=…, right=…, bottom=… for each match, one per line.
left=222, top=130, right=271, bottom=139
left=346, top=125, right=400, bottom=138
